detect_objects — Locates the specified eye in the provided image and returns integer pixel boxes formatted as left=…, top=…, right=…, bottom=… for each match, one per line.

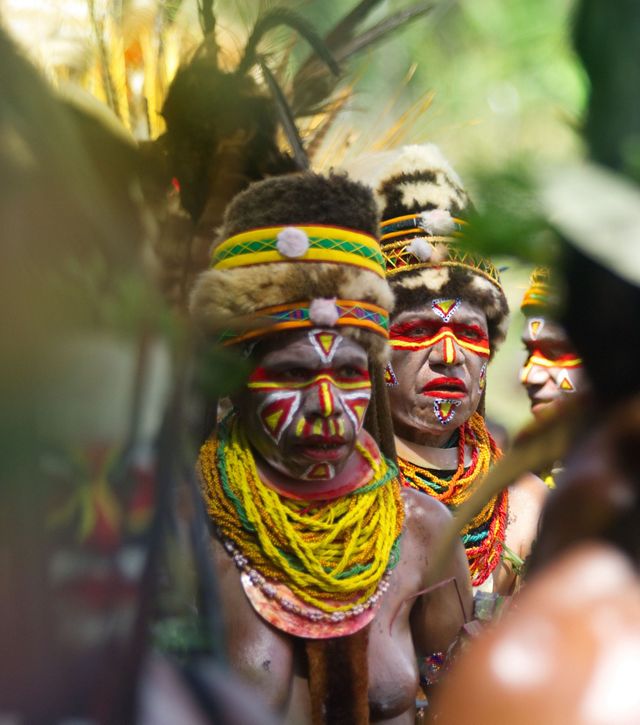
left=407, top=326, right=430, bottom=337
left=279, top=367, right=313, bottom=381
left=337, top=365, right=368, bottom=379
left=390, top=319, right=436, bottom=339
left=457, top=324, right=487, bottom=341
left=461, top=328, right=480, bottom=340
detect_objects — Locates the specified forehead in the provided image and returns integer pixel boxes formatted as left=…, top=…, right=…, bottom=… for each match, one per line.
left=252, top=328, right=368, bottom=365
left=521, top=316, right=571, bottom=345
left=393, top=298, right=488, bottom=327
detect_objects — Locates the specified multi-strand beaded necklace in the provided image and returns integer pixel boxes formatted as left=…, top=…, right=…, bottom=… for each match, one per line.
left=199, top=416, right=405, bottom=622
left=398, top=412, right=507, bottom=586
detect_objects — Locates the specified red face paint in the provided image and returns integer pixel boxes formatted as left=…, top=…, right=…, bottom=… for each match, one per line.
left=390, top=319, right=490, bottom=358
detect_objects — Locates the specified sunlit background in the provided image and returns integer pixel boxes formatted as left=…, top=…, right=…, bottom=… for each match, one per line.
left=0, top=0, right=586, bottom=432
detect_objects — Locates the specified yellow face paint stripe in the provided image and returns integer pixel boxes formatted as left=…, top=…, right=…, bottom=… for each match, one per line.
left=391, top=328, right=490, bottom=357
left=443, top=336, right=455, bottom=364
left=318, top=381, right=335, bottom=417
left=528, top=354, right=583, bottom=369
left=520, top=363, right=532, bottom=384
left=248, top=374, right=371, bottom=391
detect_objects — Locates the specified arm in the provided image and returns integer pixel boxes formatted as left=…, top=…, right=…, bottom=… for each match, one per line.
left=505, top=472, right=548, bottom=562
left=404, top=490, right=473, bottom=656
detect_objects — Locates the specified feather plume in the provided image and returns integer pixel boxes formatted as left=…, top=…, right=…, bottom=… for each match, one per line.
left=237, top=7, right=340, bottom=77
left=259, top=58, right=309, bottom=170
left=292, top=1, right=435, bottom=115
left=198, top=0, right=216, bottom=37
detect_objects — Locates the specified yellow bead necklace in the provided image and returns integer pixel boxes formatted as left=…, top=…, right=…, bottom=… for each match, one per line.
left=399, top=412, right=508, bottom=586
left=199, top=415, right=404, bottom=619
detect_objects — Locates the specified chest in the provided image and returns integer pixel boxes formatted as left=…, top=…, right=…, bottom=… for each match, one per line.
left=212, top=535, right=422, bottom=721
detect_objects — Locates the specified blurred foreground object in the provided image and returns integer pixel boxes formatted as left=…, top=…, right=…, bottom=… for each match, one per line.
left=0, top=25, right=276, bottom=723
left=430, top=165, right=640, bottom=725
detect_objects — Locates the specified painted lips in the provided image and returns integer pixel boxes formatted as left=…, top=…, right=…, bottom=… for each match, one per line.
left=295, top=436, right=349, bottom=461
left=422, top=377, right=467, bottom=399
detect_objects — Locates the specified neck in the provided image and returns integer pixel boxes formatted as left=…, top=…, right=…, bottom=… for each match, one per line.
left=393, top=418, right=460, bottom=448
left=254, top=429, right=381, bottom=501
left=396, top=431, right=473, bottom=470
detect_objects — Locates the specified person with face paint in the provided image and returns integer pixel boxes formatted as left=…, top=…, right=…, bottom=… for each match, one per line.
left=190, top=171, right=472, bottom=723
left=519, top=267, right=591, bottom=488
left=346, top=145, right=547, bottom=599
left=520, top=266, right=590, bottom=420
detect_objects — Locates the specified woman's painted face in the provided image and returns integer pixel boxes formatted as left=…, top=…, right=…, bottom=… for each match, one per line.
left=387, top=298, right=490, bottom=438
left=520, top=316, right=588, bottom=418
left=236, top=328, right=371, bottom=481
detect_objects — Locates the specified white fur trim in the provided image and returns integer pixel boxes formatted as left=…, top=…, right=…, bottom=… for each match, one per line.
left=398, top=177, right=466, bottom=214
left=394, top=267, right=451, bottom=293
left=343, top=144, right=463, bottom=190
left=469, top=274, right=503, bottom=316
left=342, top=143, right=467, bottom=213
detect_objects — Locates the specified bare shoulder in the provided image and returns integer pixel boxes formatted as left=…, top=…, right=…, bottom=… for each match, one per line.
left=504, top=472, right=548, bottom=559
left=402, top=488, right=453, bottom=530
left=508, top=471, right=548, bottom=512
left=400, top=487, right=453, bottom=542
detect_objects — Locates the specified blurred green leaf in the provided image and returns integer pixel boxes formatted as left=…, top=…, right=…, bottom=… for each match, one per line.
left=460, top=161, right=559, bottom=266
left=196, top=342, right=251, bottom=397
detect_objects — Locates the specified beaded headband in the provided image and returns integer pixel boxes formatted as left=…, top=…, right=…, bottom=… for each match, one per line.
left=520, top=267, right=557, bottom=314
left=380, top=212, right=503, bottom=291
left=212, top=224, right=385, bottom=278
left=219, top=299, right=390, bottom=346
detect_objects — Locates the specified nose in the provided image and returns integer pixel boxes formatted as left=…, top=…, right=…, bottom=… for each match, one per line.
left=429, top=330, right=464, bottom=366
left=299, top=378, right=347, bottom=438
left=303, top=379, right=340, bottom=418
left=521, top=361, right=551, bottom=386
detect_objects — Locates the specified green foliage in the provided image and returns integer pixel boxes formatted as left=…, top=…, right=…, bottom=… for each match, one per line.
left=461, top=161, right=558, bottom=265
left=196, top=342, right=252, bottom=397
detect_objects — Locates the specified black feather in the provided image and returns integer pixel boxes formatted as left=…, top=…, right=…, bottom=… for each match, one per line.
left=237, top=7, right=340, bottom=77
left=259, top=58, right=309, bottom=170
left=324, top=0, right=385, bottom=52
left=198, top=0, right=216, bottom=37
left=333, top=2, right=436, bottom=63
left=292, top=1, right=436, bottom=115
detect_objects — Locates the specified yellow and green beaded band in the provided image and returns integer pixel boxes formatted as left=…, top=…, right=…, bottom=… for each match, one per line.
left=219, top=299, right=390, bottom=346
left=212, top=225, right=386, bottom=278
left=380, top=214, right=503, bottom=292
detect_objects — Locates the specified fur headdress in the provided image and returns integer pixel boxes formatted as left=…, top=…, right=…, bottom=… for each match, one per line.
left=344, top=144, right=509, bottom=351
left=190, top=171, right=394, bottom=362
